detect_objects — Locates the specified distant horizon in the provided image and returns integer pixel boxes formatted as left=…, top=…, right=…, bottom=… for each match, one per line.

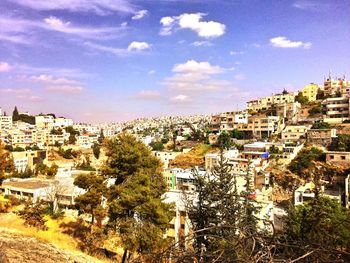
left=0, top=0, right=349, bottom=122
left=0, top=72, right=346, bottom=123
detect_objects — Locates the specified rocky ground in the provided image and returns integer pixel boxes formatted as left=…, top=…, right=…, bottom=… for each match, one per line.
left=0, top=231, right=104, bottom=263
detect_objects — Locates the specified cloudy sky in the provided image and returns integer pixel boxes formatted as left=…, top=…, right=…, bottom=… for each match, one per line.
left=0, top=0, right=349, bottom=122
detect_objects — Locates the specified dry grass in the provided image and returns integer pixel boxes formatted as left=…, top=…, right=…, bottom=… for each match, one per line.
left=170, top=143, right=217, bottom=169
left=0, top=212, right=110, bottom=263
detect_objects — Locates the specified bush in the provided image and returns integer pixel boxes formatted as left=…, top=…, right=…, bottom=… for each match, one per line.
left=0, top=200, right=11, bottom=213
left=329, top=134, right=350, bottom=152
left=308, top=105, right=322, bottom=116
left=311, top=121, right=331, bottom=129
left=149, top=141, right=164, bottom=151
left=288, top=147, right=325, bottom=178
left=17, top=201, right=48, bottom=230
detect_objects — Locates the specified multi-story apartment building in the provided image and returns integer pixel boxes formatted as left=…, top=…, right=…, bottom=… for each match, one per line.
left=322, top=96, right=350, bottom=123
left=301, top=83, right=320, bottom=102
left=0, top=108, right=13, bottom=130
left=276, top=102, right=301, bottom=122
left=54, top=117, right=73, bottom=128
left=281, top=125, right=309, bottom=142
left=0, top=115, right=12, bottom=130
left=307, top=128, right=337, bottom=146
left=237, top=115, right=284, bottom=139
left=210, top=111, right=248, bottom=132
left=246, top=92, right=296, bottom=112
left=323, top=76, right=349, bottom=97
left=35, top=115, right=55, bottom=129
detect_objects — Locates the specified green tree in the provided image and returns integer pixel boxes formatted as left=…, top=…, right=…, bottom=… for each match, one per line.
left=329, top=134, right=350, bottom=152
left=295, top=91, right=309, bottom=105
left=12, top=106, right=19, bottom=121
left=283, top=197, right=350, bottom=262
left=308, top=105, right=322, bottom=116
left=311, top=120, right=331, bottom=129
left=102, top=133, right=173, bottom=262
left=74, top=173, right=107, bottom=225
left=231, top=128, right=244, bottom=139
left=288, top=147, right=325, bottom=178
left=65, top=126, right=79, bottom=145
left=149, top=140, right=164, bottom=151
left=217, top=131, right=231, bottom=150
left=92, top=142, right=101, bottom=159
left=0, top=141, right=15, bottom=184
left=98, top=129, right=105, bottom=144
left=17, top=201, right=48, bottom=230
left=183, top=153, right=270, bottom=262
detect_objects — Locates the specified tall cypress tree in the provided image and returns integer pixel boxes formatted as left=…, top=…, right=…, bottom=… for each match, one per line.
left=12, top=106, right=19, bottom=121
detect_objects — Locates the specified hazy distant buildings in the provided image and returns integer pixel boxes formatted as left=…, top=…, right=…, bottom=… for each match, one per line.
left=323, top=76, right=349, bottom=97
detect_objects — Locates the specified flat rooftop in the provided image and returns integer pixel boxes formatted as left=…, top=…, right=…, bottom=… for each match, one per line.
left=2, top=179, right=52, bottom=190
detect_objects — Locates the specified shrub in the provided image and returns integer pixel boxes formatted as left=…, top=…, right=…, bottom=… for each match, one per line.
left=288, top=147, right=325, bottom=178
left=17, top=201, right=48, bottom=230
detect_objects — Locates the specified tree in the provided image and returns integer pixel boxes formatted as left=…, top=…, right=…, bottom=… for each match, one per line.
left=231, top=128, right=244, bottom=139
left=311, top=121, right=331, bottom=129
left=288, top=147, right=325, bottom=178
left=65, top=126, right=79, bottom=145
left=283, top=196, right=350, bottom=262
left=329, top=134, right=350, bottom=152
left=74, top=173, right=107, bottom=225
left=98, top=129, right=105, bottom=144
left=295, top=91, right=309, bottom=105
left=182, top=153, right=271, bottom=262
left=102, top=133, right=173, bottom=262
left=17, top=201, right=48, bottom=230
left=308, top=105, right=322, bottom=116
left=217, top=131, right=231, bottom=150
left=282, top=88, right=289, bottom=95
left=92, top=143, right=101, bottom=159
left=149, top=140, right=164, bottom=151
left=0, top=141, right=15, bottom=184
left=12, top=106, right=19, bottom=121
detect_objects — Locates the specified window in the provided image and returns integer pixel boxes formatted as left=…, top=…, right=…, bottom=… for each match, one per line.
left=341, top=156, right=346, bottom=160
left=330, top=155, right=334, bottom=159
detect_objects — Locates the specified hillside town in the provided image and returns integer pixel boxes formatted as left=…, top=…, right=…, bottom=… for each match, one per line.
left=1, top=74, right=350, bottom=261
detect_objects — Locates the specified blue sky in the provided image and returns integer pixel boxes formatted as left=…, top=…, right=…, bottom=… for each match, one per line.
left=0, top=0, right=349, bottom=122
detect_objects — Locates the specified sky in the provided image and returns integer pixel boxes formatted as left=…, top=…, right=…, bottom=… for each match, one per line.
left=0, top=0, right=349, bottom=123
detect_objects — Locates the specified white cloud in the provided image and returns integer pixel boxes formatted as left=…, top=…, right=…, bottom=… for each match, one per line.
left=293, top=0, right=330, bottom=11
left=164, top=60, right=228, bottom=93
left=170, top=94, right=190, bottom=103
left=160, top=13, right=226, bottom=38
left=132, top=10, right=148, bottom=20
left=173, top=60, right=224, bottom=75
left=148, top=70, right=156, bottom=75
left=30, top=74, right=80, bottom=86
left=229, top=51, right=244, bottom=55
left=0, top=15, right=124, bottom=44
left=10, top=0, right=136, bottom=15
left=191, top=41, right=212, bottom=47
left=43, top=16, right=122, bottom=40
left=17, top=95, right=43, bottom=102
left=0, top=88, right=31, bottom=94
left=44, top=85, right=84, bottom=94
left=84, top=42, right=126, bottom=55
left=270, top=36, right=311, bottom=49
left=29, top=74, right=84, bottom=94
left=0, top=62, right=12, bottom=72
left=127, top=41, right=151, bottom=51
left=84, top=41, right=151, bottom=56
left=135, top=90, right=161, bottom=100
